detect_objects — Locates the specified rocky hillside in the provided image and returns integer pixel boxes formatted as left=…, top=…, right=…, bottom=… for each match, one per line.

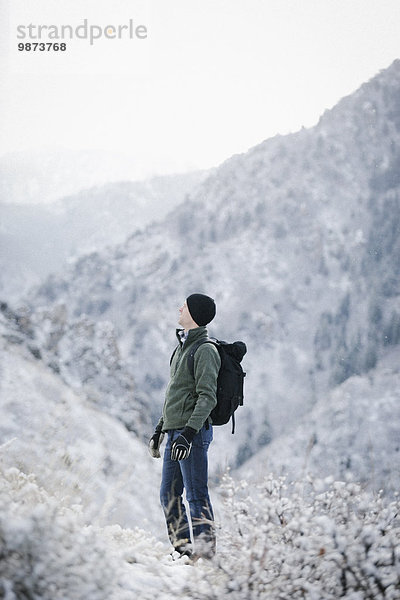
left=0, top=301, right=151, bottom=437
left=0, top=308, right=163, bottom=532
left=15, top=59, right=400, bottom=476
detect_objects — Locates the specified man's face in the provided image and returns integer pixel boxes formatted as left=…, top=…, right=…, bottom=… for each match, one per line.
left=178, top=301, right=196, bottom=330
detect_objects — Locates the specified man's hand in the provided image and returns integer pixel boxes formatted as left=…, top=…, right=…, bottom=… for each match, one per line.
left=148, top=426, right=165, bottom=458
left=171, top=427, right=197, bottom=461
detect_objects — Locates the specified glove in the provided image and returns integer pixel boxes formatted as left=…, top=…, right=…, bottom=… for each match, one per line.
left=148, top=425, right=165, bottom=458
left=171, top=427, right=197, bottom=461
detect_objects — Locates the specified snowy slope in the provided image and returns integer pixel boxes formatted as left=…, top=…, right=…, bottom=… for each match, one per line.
left=0, top=301, right=152, bottom=436
left=0, top=325, right=163, bottom=532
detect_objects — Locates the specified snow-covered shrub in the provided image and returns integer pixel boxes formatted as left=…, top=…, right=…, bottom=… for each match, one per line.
left=0, top=466, right=119, bottom=600
left=1, top=463, right=399, bottom=600
left=206, top=474, right=400, bottom=599
left=0, top=465, right=212, bottom=600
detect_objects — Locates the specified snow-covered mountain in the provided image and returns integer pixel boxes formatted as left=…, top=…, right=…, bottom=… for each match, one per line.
left=1, top=60, right=400, bottom=600
left=241, top=347, right=400, bottom=494
left=22, top=60, right=400, bottom=482
left=0, top=170, right=208, bottom=300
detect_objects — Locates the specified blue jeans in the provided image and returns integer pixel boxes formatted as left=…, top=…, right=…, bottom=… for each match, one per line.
left=160, top=425, right=215, bottom=555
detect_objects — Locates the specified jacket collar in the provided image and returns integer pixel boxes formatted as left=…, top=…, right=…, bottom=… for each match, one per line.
left=176, top=326, right=208, bottom=346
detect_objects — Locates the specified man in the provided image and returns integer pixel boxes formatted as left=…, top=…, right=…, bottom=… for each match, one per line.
left=149, top=293, right=221, bottom=560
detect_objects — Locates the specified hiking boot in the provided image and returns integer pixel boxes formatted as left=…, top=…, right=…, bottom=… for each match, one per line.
left=194, top=533, right=216, bottom=560
left=171, top=543, right=193, bottom=561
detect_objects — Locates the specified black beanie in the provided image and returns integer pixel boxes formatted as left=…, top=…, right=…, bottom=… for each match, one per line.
left=186, top=293, right=216, bottom=326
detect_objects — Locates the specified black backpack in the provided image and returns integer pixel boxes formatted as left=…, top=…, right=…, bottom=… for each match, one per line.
left=186, top=338, right=247, bottom=434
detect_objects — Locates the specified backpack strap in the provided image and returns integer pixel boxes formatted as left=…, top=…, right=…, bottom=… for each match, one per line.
left=187, top=339, right=216, bottom=377
left=187, top=339, right=218, bottom=431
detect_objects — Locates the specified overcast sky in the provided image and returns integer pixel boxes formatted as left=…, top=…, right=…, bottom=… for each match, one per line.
left=1, top=0, right=400, bottom=177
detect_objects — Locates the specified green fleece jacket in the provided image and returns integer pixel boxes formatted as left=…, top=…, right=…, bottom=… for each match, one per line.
left=157, top=326, right=221, bottom=433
